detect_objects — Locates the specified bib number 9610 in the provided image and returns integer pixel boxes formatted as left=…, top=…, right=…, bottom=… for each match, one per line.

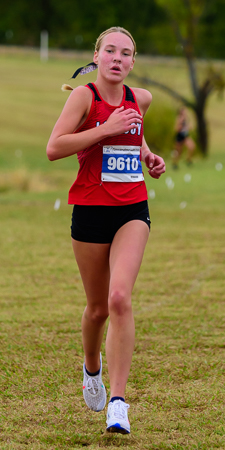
left=101, top=145, right=144, bottom=183
left=108, top=156, right=139, bottom=172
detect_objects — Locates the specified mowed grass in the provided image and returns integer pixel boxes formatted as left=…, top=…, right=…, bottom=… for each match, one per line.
left=0, top=48, right=225, bottom=449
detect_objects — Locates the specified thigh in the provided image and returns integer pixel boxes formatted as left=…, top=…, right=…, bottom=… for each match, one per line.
left=109, top=220, right=150, bottom=297
left=185, top=136, right=195, bottom=150
left=175, top=141, right=183, bottom=154
left=72, top=239, right=110, bottom=309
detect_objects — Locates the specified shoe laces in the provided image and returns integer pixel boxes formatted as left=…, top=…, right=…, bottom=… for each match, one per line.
left=111, top=401, right=129, bottom=420
left=86, top=376, right=99, bottom=395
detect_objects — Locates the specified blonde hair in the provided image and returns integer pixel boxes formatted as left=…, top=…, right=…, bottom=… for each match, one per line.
left=95, top=27, right=137, bottom=57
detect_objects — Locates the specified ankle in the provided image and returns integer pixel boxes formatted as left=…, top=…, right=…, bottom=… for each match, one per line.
left=110, top=396, right=125, bottom=403
left=85, top=366, right=100, bottom=377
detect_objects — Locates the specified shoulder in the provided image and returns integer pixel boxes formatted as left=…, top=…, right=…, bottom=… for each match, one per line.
left=68, top=85, right=93, bottom=104
left=131, top=87, right=152, bottom=116
left=61, top=85, right=93, bottom=119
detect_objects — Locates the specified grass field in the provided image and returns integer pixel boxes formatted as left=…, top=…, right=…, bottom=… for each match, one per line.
left=0, top=48, right=225, bottom=449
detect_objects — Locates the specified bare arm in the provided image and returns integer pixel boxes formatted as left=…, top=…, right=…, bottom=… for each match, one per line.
left=132, top=87, right=166, bottom=178
left=141, top=136, right=166, bottom=179
left=46, top=86, right=143, bottom=161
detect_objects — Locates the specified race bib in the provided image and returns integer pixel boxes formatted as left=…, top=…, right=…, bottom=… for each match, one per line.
left=101, top=145, right=144, bottom=182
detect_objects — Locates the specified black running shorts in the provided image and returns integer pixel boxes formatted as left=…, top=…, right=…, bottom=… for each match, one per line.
left=175, top=131, right=188, bottom=142
left=71, top=200, right=150, bottom=243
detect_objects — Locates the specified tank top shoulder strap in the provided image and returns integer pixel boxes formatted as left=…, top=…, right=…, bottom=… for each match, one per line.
left=124, top=85, right=135, bottom=103
left=87, top=82, right=136, bottom=105
left=86, top=83, right=101, bottom=101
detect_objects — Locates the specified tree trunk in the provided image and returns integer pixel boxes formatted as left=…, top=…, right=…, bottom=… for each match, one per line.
left=194, top=106, right=208, bottom=156
left=129, top=72, right=210, bottom=156
left=185, top=56, right=208, bottom=155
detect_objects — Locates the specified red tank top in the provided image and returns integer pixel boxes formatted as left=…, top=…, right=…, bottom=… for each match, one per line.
left=68, top=83, right=148, bottom=206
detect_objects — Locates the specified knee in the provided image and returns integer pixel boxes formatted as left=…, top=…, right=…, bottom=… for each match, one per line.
left=85, top=306, right=108, bottom=325
left=108, top=289, right=131, bottom=317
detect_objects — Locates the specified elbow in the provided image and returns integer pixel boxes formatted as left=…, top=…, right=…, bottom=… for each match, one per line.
left=46, top=144, right=57, bottom=161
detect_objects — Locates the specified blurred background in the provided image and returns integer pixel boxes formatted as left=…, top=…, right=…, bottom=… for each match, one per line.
left=1, top=0, right=225, bottom=57
left=1, top=0, right=225, bottom=180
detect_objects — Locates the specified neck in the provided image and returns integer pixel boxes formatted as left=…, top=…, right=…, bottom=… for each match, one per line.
left=94, top=78, right=124, bottom=106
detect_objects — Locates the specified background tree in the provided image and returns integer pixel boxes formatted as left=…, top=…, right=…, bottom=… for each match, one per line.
left=0, top=0, right=165, bottom=51
left=131, top=0, right=225, bottom=155
left=1, top=0, right=225, bottom=58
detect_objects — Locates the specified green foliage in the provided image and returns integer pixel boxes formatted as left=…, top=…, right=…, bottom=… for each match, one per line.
left=199, top=0, right=225, bottom=58
left=155, top=0, right=225, bottom=59
left=144, top=104, right=176, bottom=156
left=141, top=24, right=177, bottom=56
left=155, top=0, right=205, bottom=56
left=0, top=0, right=165, bottom=53
left=1, top=0, right=225, bottom=58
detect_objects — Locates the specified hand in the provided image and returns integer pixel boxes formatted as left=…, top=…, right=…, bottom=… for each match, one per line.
left=144, top=152, right=166, bottom=179
left=105, top=106, right=142, bottom=136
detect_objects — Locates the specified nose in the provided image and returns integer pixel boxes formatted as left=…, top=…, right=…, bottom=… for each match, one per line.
left=113, top=51, right=121, bottom=62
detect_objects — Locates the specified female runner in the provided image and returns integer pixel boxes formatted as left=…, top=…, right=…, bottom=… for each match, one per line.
left=47, top=26, right=165, bottom=434
left=173, top=106, right=195, bottom=168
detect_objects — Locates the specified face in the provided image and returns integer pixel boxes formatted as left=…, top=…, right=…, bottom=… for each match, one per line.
left=93, top=32, right=135, bottom=82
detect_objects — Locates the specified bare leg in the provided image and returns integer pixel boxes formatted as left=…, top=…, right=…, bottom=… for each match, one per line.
left=106, top=220, right=149, bottom=399
left=184, top=136, right=195, bottom=163
left=172, top=141, right=183, bottom=167
left=72, top=239, right=110, bottom=373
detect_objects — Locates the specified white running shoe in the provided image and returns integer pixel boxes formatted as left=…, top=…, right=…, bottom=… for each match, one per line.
left=106, top=399, right=130, bottom=434
left=83, top=353, right=107, bottom=412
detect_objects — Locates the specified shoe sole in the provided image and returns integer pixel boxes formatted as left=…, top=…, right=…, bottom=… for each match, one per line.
left=106, top=425, right=130, bottom=434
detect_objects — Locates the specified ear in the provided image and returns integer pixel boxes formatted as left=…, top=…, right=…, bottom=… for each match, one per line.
left=93, top=51, right=98, bottom=65
left=129, top=58, right=135, bottom=71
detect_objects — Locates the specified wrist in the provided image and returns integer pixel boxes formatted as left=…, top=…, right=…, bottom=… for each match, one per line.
left=142, top=149, right=151, bottom=163
left=101, top=122, right=111, bottom=139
